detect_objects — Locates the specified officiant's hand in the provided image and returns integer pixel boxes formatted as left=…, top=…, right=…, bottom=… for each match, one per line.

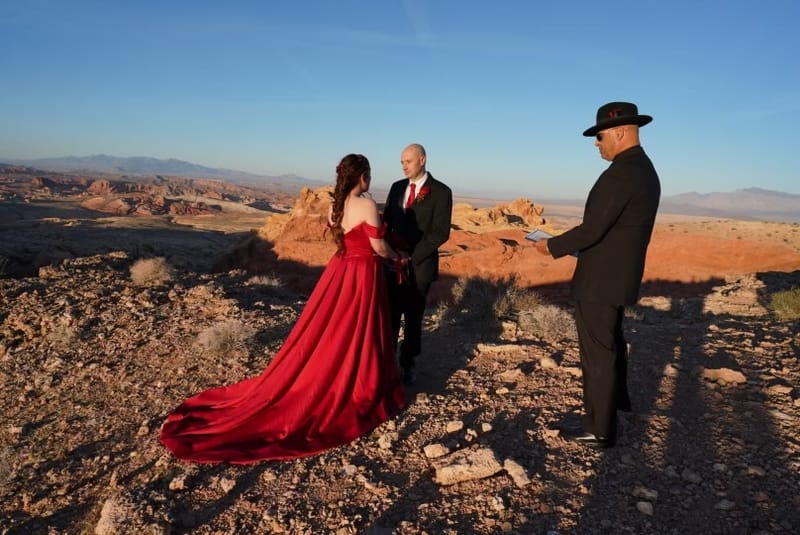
left=533, top=238, right=551, bottom=256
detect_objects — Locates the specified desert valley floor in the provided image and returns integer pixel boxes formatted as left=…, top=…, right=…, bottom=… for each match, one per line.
left=1, top=175, right=799, bottom=534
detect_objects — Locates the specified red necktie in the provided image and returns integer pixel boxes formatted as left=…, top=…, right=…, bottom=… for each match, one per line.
left=405, top=182, right=416, bottom=210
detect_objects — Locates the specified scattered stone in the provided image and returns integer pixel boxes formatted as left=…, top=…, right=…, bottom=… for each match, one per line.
left=432, top=447, right=503, bottom=486
left=424, top=443, right=450, bottom=459
left=497, top=368, right=524, bottom=381
left=766, top=384, right=793, bottom=395
left=341, top=464, right=357, bottom=477
left=700, top=367, right=747, bottom=385
left=636, top=501, right=654, bottom=516
left=747, top=466, right=766, bottom=477
left=377, top=432, right=397, bottom=450
left=219, top=477, right=236, bottom=493
left=136, top=420, right=150, bottom=437
left=681, top=469, right=703, bottom=484
left=168, top=475, right=187, bottom=491
left=663, top=363, right=680, bottom=377
left=539, top=357, right=558, bottom=369
left=632, top=486, right=659, bottom=501
left=503, top=459, right=531, bottom=488
left=94, top=497, right=128, bottom=535
left=715, top=499, right=736, bottom=511
left=446, top=420, right=464, bottom=433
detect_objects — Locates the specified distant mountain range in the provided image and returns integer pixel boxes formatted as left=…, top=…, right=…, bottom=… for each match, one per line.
left=1, top=155, right=797, bottom=222
left=0, top=154, right=324, bottom=189
left=660, top=188, right=799, bottom=222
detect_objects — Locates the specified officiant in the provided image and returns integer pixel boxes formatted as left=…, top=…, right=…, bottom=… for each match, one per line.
left=533, top=101, right=661, bottom=449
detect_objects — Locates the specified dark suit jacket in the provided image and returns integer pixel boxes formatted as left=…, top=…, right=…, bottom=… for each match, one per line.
left=547, top=146, right=660, bottom=306
left=383, top=173, right=453, bottom=288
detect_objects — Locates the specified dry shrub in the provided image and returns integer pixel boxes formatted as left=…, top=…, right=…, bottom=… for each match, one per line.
left=0, top=444, right=14, bottom=492
left=43, top=312, right=79, bottom=347
left=245, top=274, right=283, bottom=287
left=769, top=287, right=800, bottom=321
left=450, top=275, right=540, bottom=319
left=195, top=319, right=256, bottom=356
left=130, top=257, right=173, bottom=286
left=519, top=304, right=577, bottom=342
left=447, top=275, right=576, bottom=341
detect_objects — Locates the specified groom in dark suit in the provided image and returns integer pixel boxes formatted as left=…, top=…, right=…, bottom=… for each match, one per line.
left=384, top=143, right=452, bottom=385
left=533, top=102, right=661, bottom=448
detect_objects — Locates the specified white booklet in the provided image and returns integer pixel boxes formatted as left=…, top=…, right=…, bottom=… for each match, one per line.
left=525, top=228, right=579, bottom=256
left=524, top=229, right=552, bottom=242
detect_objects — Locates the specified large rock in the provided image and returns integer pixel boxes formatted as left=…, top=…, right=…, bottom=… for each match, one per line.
left=261, top=186, right=333, bottom=242
left=432, top=447, right=503, bottom=486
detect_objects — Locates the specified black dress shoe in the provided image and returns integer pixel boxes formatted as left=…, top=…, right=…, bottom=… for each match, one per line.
left=562, top=429, right=614, bottom=449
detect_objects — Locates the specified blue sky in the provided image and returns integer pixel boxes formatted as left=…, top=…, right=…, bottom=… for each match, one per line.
left=1, top=1, right=798, bottom=199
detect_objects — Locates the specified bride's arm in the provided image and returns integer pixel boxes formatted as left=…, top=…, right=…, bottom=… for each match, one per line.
left=362, top=199, right=399, bottom=260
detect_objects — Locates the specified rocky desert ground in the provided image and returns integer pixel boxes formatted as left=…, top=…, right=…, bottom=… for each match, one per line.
left=1, top=167, right=799, bottom=534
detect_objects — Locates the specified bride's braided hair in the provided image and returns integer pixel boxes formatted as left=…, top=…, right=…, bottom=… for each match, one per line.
left=330, top=153, right=370, bottom=251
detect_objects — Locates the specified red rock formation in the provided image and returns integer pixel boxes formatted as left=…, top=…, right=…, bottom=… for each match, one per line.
left=87, top=180, right=116, bottom=195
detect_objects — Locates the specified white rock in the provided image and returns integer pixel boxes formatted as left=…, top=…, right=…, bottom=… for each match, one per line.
left=377, top=432, right=397, bottom=450
left=503, top=459, right=531, bottom=488
left=700, top=367, right=747, bottom=385
left=663, top=363, right=680, bottom=377
left=168, top=475, right=187, bottom=491
left=446, top=420, right=464, bottom=433
left=636, top=501, right=654, bottom=516
left=433, top=447, right=503, bottom=486
left=341, top=464, right=358, bottom=476
left=423, top=443, right=450, bottom=459
left=714, top=499, right=736, bottom=510
left=95, top=497, right=128, bottom=535
left=538, top=357, right=558, bottom=369
left=219, top=477, right=236, bottom=493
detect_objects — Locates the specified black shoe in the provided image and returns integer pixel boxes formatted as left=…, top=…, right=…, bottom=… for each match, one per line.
left=401, top=366, right=416, bottom=386
left=561, top=429, right=614, bottom=449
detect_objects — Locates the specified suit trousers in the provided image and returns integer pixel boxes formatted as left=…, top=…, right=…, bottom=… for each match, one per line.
left=387, top=272, right=430, bottom=368
left=574, top=299, right=631, bottom=439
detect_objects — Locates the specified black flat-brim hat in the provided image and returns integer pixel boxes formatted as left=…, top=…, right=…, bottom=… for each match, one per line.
left=583, top=101, right=652, bottom=137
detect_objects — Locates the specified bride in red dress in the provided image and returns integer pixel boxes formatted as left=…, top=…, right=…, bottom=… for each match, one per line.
left=160, top=154, right=407, bottom=463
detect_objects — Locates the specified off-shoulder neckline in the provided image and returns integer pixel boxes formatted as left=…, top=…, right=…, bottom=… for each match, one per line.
left=343, top=221, right=380, bottom=235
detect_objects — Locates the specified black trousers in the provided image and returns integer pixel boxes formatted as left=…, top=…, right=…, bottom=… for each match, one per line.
left=387, top=270, right=430, bottom=369
left=574, top=299, right=630, bottom=438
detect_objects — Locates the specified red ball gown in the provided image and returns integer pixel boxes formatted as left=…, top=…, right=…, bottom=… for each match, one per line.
left=160, top=222, right=406, bottom=463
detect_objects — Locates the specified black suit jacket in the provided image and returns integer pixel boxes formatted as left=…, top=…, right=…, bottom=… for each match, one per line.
left=383, top=173, right=453, bottom=287
left=547, top=146, right=660, bottom=306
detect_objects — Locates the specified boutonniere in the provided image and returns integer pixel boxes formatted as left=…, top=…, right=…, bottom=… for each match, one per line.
left=415, top=185, right=431, bottom=203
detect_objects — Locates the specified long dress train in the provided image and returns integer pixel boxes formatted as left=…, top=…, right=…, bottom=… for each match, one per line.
left=160, top=221, right=406, bottom=463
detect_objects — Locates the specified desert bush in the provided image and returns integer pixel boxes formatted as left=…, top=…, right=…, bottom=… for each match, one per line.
left=130, top=257, right=173, bottom=286
left=769, top=287, right=800, bottom=321
left=245, top=274, right=283, bottom=287
left=195, top=319, right=256, bottom=356
left=518, top=304, right=577, bottom=342
left=43, top=312, right=79, bottom=347
left=450, top=275, right=541, bottom=319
